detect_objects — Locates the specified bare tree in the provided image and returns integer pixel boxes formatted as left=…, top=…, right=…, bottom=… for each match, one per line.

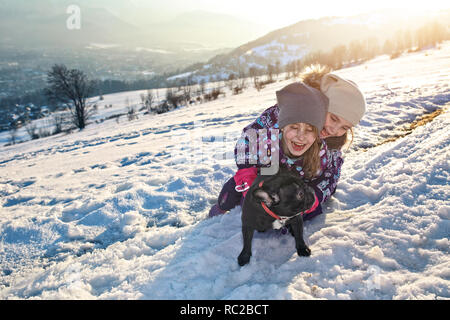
left=348, top=40, right=363, bottom=62
left=125, top=97, right=138, bottom=121
left=166, top=88, right=182, bottom=108
left=25, top=121, right=39, bottom=140
left=8, top=122, right=18, bottom=145
left=140, top=90, right=154, bottom=113
left=274, top=60, right=281, bottom=79
left=45, top=64, right=95, bottom=130
left=182, top=77, right=192, bottom=105
left=199, top=79, right=206, bottom=96
left=330, top=44, right=347, bottom=69
left=52, top=113, right=67, bottom=134
left=227, top=73, right=237, bottom=92
left=383, top=39, right=394, bottom=55
left=267, top=64, right=274, bottom=82
left=285, top=61, right=297, bottom=79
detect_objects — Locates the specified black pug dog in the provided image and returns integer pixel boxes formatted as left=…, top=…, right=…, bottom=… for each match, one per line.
left=238, top=169, right=316, bottom=266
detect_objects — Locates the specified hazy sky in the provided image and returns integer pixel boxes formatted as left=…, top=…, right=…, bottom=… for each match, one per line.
left=130, top=0, right=450, bottom=28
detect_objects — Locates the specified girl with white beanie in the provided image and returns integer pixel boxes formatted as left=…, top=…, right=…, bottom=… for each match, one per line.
left=301, top=64, right=366, bottom=150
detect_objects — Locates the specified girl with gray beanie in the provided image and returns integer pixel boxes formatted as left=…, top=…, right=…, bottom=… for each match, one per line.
left=300, top=64, right=366, bottom=149
left=209, top=65, right=366, bottom=222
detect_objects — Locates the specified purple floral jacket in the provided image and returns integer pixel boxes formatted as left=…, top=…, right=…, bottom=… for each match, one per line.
left=234, top=105, right=344, bottom=220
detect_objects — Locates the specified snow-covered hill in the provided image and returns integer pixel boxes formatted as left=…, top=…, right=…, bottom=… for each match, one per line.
left=0, top=43, right=449, bottom=299
left=172, top=9, right=450, bottom=83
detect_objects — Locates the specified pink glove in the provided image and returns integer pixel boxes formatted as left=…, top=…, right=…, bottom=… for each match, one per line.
left=233, top=167, right=258, bottom=197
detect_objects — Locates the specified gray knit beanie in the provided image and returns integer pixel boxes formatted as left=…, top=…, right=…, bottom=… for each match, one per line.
left=276, top=82, right=329, bottom=131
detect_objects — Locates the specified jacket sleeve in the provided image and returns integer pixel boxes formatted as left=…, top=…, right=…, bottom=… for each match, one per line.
left=308, top=149, right=344, bottom=204
left=234, top=105, right=279, bottom=169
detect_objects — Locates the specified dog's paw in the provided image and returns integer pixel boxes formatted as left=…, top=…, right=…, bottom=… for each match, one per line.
left=238, top=252, right=252, bottom=266
left=297, top=246, right=311, bottom=257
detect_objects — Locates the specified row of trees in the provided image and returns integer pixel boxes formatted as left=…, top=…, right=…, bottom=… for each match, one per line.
left=284, top=21, right=449, bottom=77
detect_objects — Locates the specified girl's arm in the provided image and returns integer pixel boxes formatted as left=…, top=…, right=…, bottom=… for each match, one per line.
left=234, top=105, right=279, bottom=169
left=233, top=105, right=279, bottom=194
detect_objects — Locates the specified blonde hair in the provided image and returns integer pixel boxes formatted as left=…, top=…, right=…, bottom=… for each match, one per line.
left=301, top=126, right=322, bottom=179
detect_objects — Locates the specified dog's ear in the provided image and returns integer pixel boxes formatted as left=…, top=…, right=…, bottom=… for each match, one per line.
left=293, top=181, right=307, bottom=201
left=253, top=188, right=280, bottom=207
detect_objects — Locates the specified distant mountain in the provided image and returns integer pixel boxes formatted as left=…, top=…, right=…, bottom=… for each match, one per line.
left=171, top=9, right=450, bottom=83
left=142, top=10, right=267, bottom=48
left=0, top=1, right=138, bottom=47
left=0, top=1, right=267, bottom=49
left=230, top=9, right=449, bottom=55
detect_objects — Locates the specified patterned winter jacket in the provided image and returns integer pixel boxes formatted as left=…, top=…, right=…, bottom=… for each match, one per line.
left=234, top=105, right=344, bottom=220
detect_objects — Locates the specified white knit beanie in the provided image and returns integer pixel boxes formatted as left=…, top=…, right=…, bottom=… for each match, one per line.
left=320, top=73, right=366, bottom=126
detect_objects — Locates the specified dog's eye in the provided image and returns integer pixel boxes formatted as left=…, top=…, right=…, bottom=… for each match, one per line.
left=271, top=193, right=280, bottom=205
left=296, top=189, right=304, bottom=200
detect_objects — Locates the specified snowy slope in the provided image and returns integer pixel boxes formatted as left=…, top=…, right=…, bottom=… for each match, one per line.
left=0, top=43, right=449, bottom=299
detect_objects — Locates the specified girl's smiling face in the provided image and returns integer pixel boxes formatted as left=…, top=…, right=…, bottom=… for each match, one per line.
left=320, top=112, right=353, bottom=139
left=281, top=123, right=317, bottom=158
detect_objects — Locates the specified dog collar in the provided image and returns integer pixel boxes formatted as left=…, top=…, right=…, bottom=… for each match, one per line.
left=258, top=180, right=318, bottom=229
left=261, top=201, right=302, bottom=229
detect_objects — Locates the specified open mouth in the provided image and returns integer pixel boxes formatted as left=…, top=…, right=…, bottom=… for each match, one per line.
left=291, top=141, right=306, bottom=152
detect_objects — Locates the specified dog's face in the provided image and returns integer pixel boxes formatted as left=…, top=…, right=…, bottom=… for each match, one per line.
left=252, top=172, right=315, bottom=217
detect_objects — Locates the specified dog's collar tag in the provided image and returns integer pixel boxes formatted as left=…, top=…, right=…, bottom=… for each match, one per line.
left=272, top=219, right=285, bottom=229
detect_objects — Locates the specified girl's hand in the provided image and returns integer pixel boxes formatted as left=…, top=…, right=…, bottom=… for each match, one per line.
left=233, top=167, right=258, bottom=197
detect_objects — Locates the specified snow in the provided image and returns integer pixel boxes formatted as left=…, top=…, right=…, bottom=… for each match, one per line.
left=0, top=42, right=449, bottom=299
left=246, top=40, right=310, bottom=65
left=135, top=47, right=174, bottom=54
left=167, top=71, right=196, bottom=81
left=85, top=43, right=121, bottom=50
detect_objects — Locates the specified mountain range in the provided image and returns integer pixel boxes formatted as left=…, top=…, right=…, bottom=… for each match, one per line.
left=174, top=9, right=450, bottom=82
left=0, top=0, right=267, bottom=49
